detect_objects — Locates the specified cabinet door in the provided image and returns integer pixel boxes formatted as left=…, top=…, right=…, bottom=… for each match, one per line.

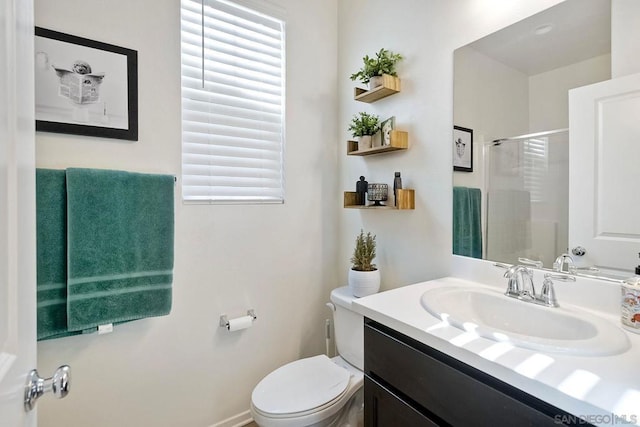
left=365, top=320, right=573, bottom=427
left=364, top=377, right=438, bottom=427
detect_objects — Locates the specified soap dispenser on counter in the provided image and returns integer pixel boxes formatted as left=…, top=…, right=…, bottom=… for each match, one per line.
left=621, top=276, right=640, bottom=334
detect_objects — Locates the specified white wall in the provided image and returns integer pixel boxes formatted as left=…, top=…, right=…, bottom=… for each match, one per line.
left=34, top=1, right=338, bottom=426
left=32, top=0, right=569, bottom=425
left=612, top=0, right=640, bottom=77
left=529, top=54, right=611, bottom=132
left=453, top=45, right=530, bottom=195
left=338, top=0, right=564, bottom=291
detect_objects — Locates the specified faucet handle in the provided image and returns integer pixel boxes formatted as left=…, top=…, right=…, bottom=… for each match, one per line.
left=493, top=262, right=511, bottom=270
left=540, top=278, right=558, bottom=307
left=518, top=257, right=543, bottom=268
left=545, top=273, right=577, bottom=282
left=568, top=265, right=600, bottom=274
left=540, top=273, right=576, bottom=307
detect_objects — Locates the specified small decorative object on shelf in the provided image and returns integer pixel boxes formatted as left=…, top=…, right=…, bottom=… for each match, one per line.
left=348, top=112, right=380, bottom=150
left=367, top=183, right=388, bottom=206
left=350, top=48, right=403, bottom=89
left=393, top=172, right=402, bottom=207
left=348, top=229, right=380, bottom=297
left=396, top=189, right=415, bottom=210
left=356, top=176, right=368, bottom=206
left=381, top=116, right=395, bottom=146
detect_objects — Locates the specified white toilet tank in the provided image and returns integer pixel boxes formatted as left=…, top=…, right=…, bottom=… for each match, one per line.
left=330, top=287, right=364, bottom=370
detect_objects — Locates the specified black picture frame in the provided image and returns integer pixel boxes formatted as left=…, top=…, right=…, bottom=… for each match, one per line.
left=453, top=125, right=473, bottom=172
left=34, top=27, right=138, bottom=141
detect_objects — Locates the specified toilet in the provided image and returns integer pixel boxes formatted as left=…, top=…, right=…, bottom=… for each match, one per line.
left=250, top=286, right=365, bottom=427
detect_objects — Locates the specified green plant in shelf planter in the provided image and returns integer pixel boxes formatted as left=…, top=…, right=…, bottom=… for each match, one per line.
left=350, top=48, right=403, bottom=86
left=348, top=112, right=380, bottom=138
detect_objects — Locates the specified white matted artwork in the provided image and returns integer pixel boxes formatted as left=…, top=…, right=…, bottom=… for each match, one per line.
left=34, top=27, right=138, bottom=140
left=381, top=116, right=395, bottom=146
left=453, top=125, right=473, bottom=172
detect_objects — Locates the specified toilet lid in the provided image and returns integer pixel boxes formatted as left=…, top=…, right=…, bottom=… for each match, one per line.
left=252, top=355, right=351, bottom=415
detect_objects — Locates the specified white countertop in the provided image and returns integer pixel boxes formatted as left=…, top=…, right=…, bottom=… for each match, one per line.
left=352, top=275, right=640, bottom=426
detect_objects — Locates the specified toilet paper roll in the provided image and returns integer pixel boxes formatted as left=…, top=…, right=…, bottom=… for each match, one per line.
left=227, top=315, right=253, bottom=331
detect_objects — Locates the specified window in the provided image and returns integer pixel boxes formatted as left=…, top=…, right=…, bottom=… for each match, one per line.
left=181, top=0, right=285, bottom=203
left=523, top=136, right=548, bottom=203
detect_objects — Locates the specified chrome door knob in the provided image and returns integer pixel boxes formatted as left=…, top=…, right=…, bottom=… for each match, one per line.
left=24, top=365, right=71, bottom=412
left=572, top=246, right=586, bottom=256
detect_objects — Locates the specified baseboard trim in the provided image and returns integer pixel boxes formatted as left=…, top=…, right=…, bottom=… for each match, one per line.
left=210, top=410, right=253, bottom=427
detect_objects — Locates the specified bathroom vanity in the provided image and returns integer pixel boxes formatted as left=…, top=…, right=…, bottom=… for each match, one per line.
left=364, top=319, right=583, bottom=426
left=353, top=264, right=640, bottom=427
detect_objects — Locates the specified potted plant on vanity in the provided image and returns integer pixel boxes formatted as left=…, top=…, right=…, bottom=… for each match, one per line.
left=349, top=48, right=403, bottom=90
left=348, top=229, right=380, bottom=297
left=348, top=112, right=380, bottom=150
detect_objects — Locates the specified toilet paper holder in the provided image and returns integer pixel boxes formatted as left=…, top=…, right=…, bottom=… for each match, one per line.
left=219, top=310, right=257, bottom=330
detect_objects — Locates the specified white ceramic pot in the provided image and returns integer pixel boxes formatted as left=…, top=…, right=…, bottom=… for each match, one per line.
left=348, top=268, right=381, bottom=297
left=358, top=135, right=372, bottom=150
left=369, top=75, right=383, bottom=89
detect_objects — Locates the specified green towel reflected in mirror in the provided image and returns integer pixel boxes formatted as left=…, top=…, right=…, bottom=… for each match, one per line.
left=453, top=186, right=482, bottom=259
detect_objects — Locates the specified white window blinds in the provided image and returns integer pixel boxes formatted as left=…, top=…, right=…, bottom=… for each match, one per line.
left=523, top=136, right=548, bottom=203
left=181, top=0, right=285, bottom=203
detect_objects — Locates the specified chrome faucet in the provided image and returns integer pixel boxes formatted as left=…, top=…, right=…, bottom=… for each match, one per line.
left=501, top=264, right=575, bottom=307
left=553, top=253, right=600, bottom=275
left=553, top=253, right=574, bottom=273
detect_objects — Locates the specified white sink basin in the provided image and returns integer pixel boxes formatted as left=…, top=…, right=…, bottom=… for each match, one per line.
left=420, top=286, right=630, bottom=356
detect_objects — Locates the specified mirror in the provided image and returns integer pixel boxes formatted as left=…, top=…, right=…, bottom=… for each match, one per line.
left=452, top=0, right=626, bottom=278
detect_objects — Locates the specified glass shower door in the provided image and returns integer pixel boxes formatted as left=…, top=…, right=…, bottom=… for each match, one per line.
left=485, top=130, right=569, bottom=267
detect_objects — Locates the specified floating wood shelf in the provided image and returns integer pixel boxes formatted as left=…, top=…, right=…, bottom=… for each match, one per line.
left=343, top=189, right=415, bottom=210
left=347, top=130, right=408, bottom=156
left=354, top=74, right=401, bottom=103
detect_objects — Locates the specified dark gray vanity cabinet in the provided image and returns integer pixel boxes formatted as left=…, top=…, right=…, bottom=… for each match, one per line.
left=364, top=319, right=591, bottom=427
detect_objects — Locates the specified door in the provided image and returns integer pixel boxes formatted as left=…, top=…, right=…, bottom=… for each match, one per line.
left=0, top=0, right=37, bottom=425
left=569, top=72, right=640, bottom=274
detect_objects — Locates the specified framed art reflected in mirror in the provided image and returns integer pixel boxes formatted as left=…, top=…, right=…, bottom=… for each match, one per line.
left=453, top=125, right=473, bottom=172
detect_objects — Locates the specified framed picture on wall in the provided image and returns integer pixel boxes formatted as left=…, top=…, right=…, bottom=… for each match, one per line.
left=34, top=27, right=138, bottom=141
left=453, top=125, right=473, bottom=172
left=380, top=116, right=395, bottom=146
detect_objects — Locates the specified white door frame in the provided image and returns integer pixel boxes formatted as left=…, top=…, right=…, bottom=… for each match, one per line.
left=0, top=0, right=37, bottom=425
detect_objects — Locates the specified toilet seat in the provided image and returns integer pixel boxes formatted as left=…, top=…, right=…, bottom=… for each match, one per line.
left=251, top=355, right=351, bottom=417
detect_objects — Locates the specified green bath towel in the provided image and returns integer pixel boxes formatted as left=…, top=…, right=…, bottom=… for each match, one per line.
left=65, top=168, right=175, bottom=332
left=453, top=186, right=482, bottom=259
left=36, top=169, right=81, bottom=340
